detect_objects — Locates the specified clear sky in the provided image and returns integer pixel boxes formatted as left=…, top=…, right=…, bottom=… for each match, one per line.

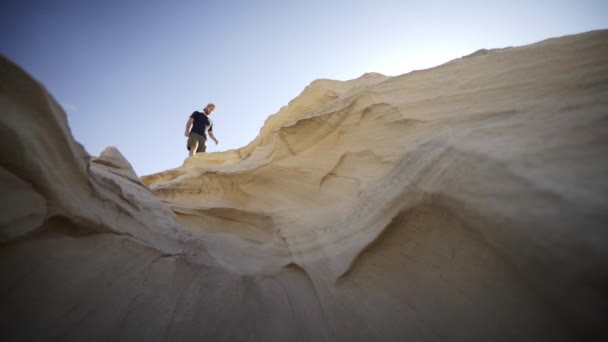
left=2, top=0, right=607, bottom=176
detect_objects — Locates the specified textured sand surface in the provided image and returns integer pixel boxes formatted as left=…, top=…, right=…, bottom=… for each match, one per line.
left=1, top=30, right=608, bottom=341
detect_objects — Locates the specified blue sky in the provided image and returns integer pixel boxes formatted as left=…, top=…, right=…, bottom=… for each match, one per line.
left=2, top=0, right=607, bottom=176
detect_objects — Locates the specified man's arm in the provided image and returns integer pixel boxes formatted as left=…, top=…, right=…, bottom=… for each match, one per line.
left=208, top=131, right=219, bottom=145
left=185, top=118, right=194, bottom=137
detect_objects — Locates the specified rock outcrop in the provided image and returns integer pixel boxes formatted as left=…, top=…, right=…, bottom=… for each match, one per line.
left=2, top=30, right=608, bottom=341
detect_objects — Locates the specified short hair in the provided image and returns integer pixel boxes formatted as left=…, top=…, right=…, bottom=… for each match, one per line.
left=206, top=103, right=216, bottom=109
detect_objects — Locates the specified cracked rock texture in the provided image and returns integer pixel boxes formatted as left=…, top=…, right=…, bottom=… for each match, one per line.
left=2, top=30, right=608, bottom=341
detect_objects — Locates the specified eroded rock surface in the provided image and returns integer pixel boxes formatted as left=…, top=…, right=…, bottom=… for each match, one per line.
left=2, top=30, right=608, bottom=341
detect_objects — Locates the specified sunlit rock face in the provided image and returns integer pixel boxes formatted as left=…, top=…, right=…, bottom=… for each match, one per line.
left=2, top=30, right=608, bottom=341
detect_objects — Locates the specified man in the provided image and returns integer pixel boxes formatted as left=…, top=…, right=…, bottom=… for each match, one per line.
left=185, top=103, right=219, bottom=156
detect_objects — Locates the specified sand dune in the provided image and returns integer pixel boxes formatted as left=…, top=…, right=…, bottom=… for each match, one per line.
left=2, top=30, right=608, bottom=341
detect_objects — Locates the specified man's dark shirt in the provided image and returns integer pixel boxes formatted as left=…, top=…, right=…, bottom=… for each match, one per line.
left=190, top=111, right=213, bottom=138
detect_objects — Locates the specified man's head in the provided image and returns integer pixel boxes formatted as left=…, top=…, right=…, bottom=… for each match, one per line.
left=204, top=103, right=216, bottom=114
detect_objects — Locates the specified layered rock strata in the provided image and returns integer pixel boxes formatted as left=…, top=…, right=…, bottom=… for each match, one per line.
left=2, top=30, right=608, bottom=341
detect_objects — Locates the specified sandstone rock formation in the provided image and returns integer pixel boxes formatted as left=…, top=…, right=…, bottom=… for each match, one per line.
left=1, top=30, right=608, bottom=341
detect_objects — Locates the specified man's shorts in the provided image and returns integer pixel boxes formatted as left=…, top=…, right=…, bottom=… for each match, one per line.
left=187, top=132, right=206, bottom=153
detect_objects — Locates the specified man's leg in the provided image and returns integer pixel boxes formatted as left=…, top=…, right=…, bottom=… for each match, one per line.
left=189, top=141, right=198, bottom=156
left=194, top=135, right=206, bottom=154
left=187, top=133, right=200, bottom=156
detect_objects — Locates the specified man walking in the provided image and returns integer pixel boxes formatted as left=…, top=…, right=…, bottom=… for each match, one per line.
left=185, top=103, right=219, bottom=156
